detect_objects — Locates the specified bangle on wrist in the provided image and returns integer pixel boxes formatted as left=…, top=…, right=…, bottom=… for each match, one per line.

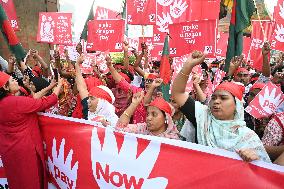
left=180, top=70, right=189, bottom=77
left=123, top=111, right=130, bottom=118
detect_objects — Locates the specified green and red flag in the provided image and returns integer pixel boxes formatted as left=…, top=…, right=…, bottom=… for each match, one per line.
left=0, top=4, right=26, bottom=61
left=224, top=0, right=255, bottom=72
left=80, top=0, right=95, bottom=40
left=160, top=34, right=171, bottom=101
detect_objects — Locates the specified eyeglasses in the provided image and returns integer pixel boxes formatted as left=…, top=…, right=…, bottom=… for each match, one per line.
left=145, top=79, right=153, bottom=84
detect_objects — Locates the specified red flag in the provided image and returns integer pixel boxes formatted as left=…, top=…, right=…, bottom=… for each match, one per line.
left=1, top=0, right=19, bottom=30
left=216, top=32, right=229, bottom=57
left=169, top=20, right=217, bottom=57
left=127, top=0, right=156, bottom=25
left=37, top=12, right=72, bottom=45
left=87, top=20, right=125, bottom=52
left=249, top=21, right=275, bottom=71
left=94, top=6, right=122, bottom=20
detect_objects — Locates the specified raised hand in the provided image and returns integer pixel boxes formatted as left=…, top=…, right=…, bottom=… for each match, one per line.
left=228, top=55, right=243, bottom=75
left=76, top=43, right=83, bottom=55
left=48, top=138, right=79, bottom=189
left=132, top=91, right=145, bottom=105
left=76, top=54, right=85, bottom=64
left=8, top=54, right=16, bottom=65
left=151, top=78, right=163, bottom=88
left=123, top=41, right=129, bottom=52
left=105, top=54, right=113, bottom=68
left=192, top=74, right=201, bottom=85
left=91, top=127, right=168, bottom=189
left=262, top=41, right=271, bottom=56
left=185, top=51, right=206, bottom=67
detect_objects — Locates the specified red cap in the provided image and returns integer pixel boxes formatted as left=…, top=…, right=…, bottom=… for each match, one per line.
left=249, top=82, right=265, bottom=92
left=89, top=85, right=115, bottom=104
left=147, top=73, right=159, bottom=80
left=234, top=67, right=249, bottom=77
left=149, top=97, right=172, bottom=115
left=214, top=82, right=245, bottom=101
left=119, top=72, right=131, bottom=83
left=0, top=72, right=10, bottom=88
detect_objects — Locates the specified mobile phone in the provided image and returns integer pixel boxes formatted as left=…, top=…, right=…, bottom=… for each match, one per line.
left=53, top=68, right=58, bottom=81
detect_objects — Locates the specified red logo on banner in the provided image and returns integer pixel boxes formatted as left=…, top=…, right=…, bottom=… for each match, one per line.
left=127, top=0, right=156, bottom=25
left=87, top=20, right=125, bottom=52
left=37, top=12, right=72, bottom=45
left=216, top=32, right=229, bottom=57
left=95, top=51, right=110, bottom=75
left=249, top=21, right=275, bottom=71
left=271, top=0, right=284, bottom=51
left=94, top=6, right=122, bottom=20
left=245, top=82, right=284, bottom=119
left=1, top=0, right=19, bottom=30
left=169, top=20, right=217, bottom=57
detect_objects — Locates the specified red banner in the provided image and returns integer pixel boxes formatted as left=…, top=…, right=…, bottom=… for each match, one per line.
left=169, top=20, right=217, bottom=57
left=245, top=82, right=284, bottom=119
left=94, top=6, right=121, bottom=20
left=270, top=0, right=284, bottom=51
left=87, top=20, right=125, bottom=52
left=242, top=36, right=252, bottom=61
left=190, top=0, right=220, bottom=21
left=1, top=0, right=19, bottom=30
left=212, top=68, right=226, bottom=92
left=249, top=21, right=275, bottom=71
left=127, top=0, right=156, bottom=25
left=216, top=32, right=229, bottom=57
left=37, top=12, right=73, bottom=45
left=1, top=114, right=284, bottom=188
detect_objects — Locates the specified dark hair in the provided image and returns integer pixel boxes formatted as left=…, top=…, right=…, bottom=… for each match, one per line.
left=120, top=70, right=134, bottom=81
left=0, top=87, right=8, bottom=100
left=30, top=77, right=50, bottom=93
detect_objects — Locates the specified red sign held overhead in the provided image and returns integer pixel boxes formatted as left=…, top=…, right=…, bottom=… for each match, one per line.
left=249, top=21, right=275, bottom=71
left=190, top=0, right=220, bottom=21
left=216, top=32, right=229, bottom=57
left=127, top=0, right=156, bottom=25
left=94, top=6, right=122, bottom=20
left=270, top=0, right=284, bottom=51
left=245, top=82, right=284, bottom=119
left=242, top=36, right=252, bottom=61
left=1, top=0, right=19, bottom=30
left=87, top=20, right=125, bottom=52
left=169, top=20, right=217, bottom=57
left=37, top=12, right=72, bottom=45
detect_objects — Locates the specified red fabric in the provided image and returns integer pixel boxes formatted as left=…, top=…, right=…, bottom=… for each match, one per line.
left=231, top=0, right=236, bottom=25
left=89, top=86, right=113, bottom=104
left=160, top=55, right=171, bottom=84
left=2, top=20, right=19, bottom=45
left=234, top=67, right=249, bottom=77
left=147, top=73, right=159, bottom=80
left=32, top=66, right=43, bottom=77
left=0, top=71, right=10, bottom=88
left=119, top=72, right=131, bottom=83
left=149, top=97, right=172, bottom=115
left=250, top=82, right=266, bottom=92
left=0, top=94, right=58, bottom=189
left=214, top=82, right=245, bottom=101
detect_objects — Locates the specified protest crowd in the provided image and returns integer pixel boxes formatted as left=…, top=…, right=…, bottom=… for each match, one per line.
left=0, top=0, right=284, bottom=188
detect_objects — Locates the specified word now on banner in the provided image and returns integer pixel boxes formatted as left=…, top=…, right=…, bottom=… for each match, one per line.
left=1, top=114, right=284, bottom=188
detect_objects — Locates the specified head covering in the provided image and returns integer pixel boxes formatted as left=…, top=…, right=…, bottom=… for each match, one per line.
left=119, top=72, right=131, bottom=83
left=249, top=82, right=265, bottom=92
left=194, top=99, right=271, bottom=163
left=149, top=97, right=172, bottom=115
left=0, top=71, right=10, bottom=88
left=89, top=85, right=115, bottom=104
left=32, top=66, right=42, bottom=77
left=147, top=73, right=159, bottom=80
left=234, top=67, right=249, bottom=77
left=30, top=77, right=50, bottom=93
left=214, top=82, right=245, bottom=101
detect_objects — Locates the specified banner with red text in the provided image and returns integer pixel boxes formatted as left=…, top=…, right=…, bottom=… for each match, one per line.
left=249, top=21, right=275, bottom=71
left=245, top=82, right=284, bottom=119
left=1, top=114, right=284, bottom=189
left=127, top=0, right=156, bottom=25
left=1, top=0, right=19, bottom=30
left=169, top=20, right=217, bottom=57
left=87, top=20, right=125, bottom=52
left=37, top=12, right=72, bottom=45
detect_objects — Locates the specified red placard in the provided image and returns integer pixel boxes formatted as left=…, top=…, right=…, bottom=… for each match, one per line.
left=270, top=0, right=284, bottom=51
left=127, top=0, right=156, bottom=25
left=245, top=82, right=284, bottom=119
left=95, top=51, right=110, bottom=75
left=94, top=6, right=122, bottom=20
left=169, top=20, right=217, bottom=57
left=1, top=0, right=19, bottom=30
left=249, top=21, right=275, bottom=71
left=87, top=20, right=125, bottom=52
left=216, top=32, right=229, bottom=57
left=242, top=36, right=252, bottom=61
left=211, top=68, right=226, bottom=92
left=37, top=12, right=72, bottom=45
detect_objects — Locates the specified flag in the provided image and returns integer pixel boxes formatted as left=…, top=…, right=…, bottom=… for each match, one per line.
left=0, top=4, right=26, bottom=61
left=224, top=0, right=255, bottom=72
left=80, top=0, right=95, bottom=40
left=160, top=35, right=171, bottom=101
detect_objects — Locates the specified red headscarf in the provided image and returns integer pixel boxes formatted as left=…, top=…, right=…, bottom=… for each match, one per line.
left=149, top=97, right=172, bottom=115
left=214, top=82, right=245, bottom=101
left=119, top=72, right=131, bottom=83
left=234, top=67, right=249, bottom=77
left=0, top=71, right=10, bottom=88
left=89, top=85, right=115, bottom=104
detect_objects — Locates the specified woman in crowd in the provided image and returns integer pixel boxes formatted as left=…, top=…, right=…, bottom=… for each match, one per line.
left=172, top=51, right=271, bottom=162
left=116, top=92, right=180, bottom=140
left=75, top=55, right=118, bottom=127
left=0, top=71, right=62, bottom=189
